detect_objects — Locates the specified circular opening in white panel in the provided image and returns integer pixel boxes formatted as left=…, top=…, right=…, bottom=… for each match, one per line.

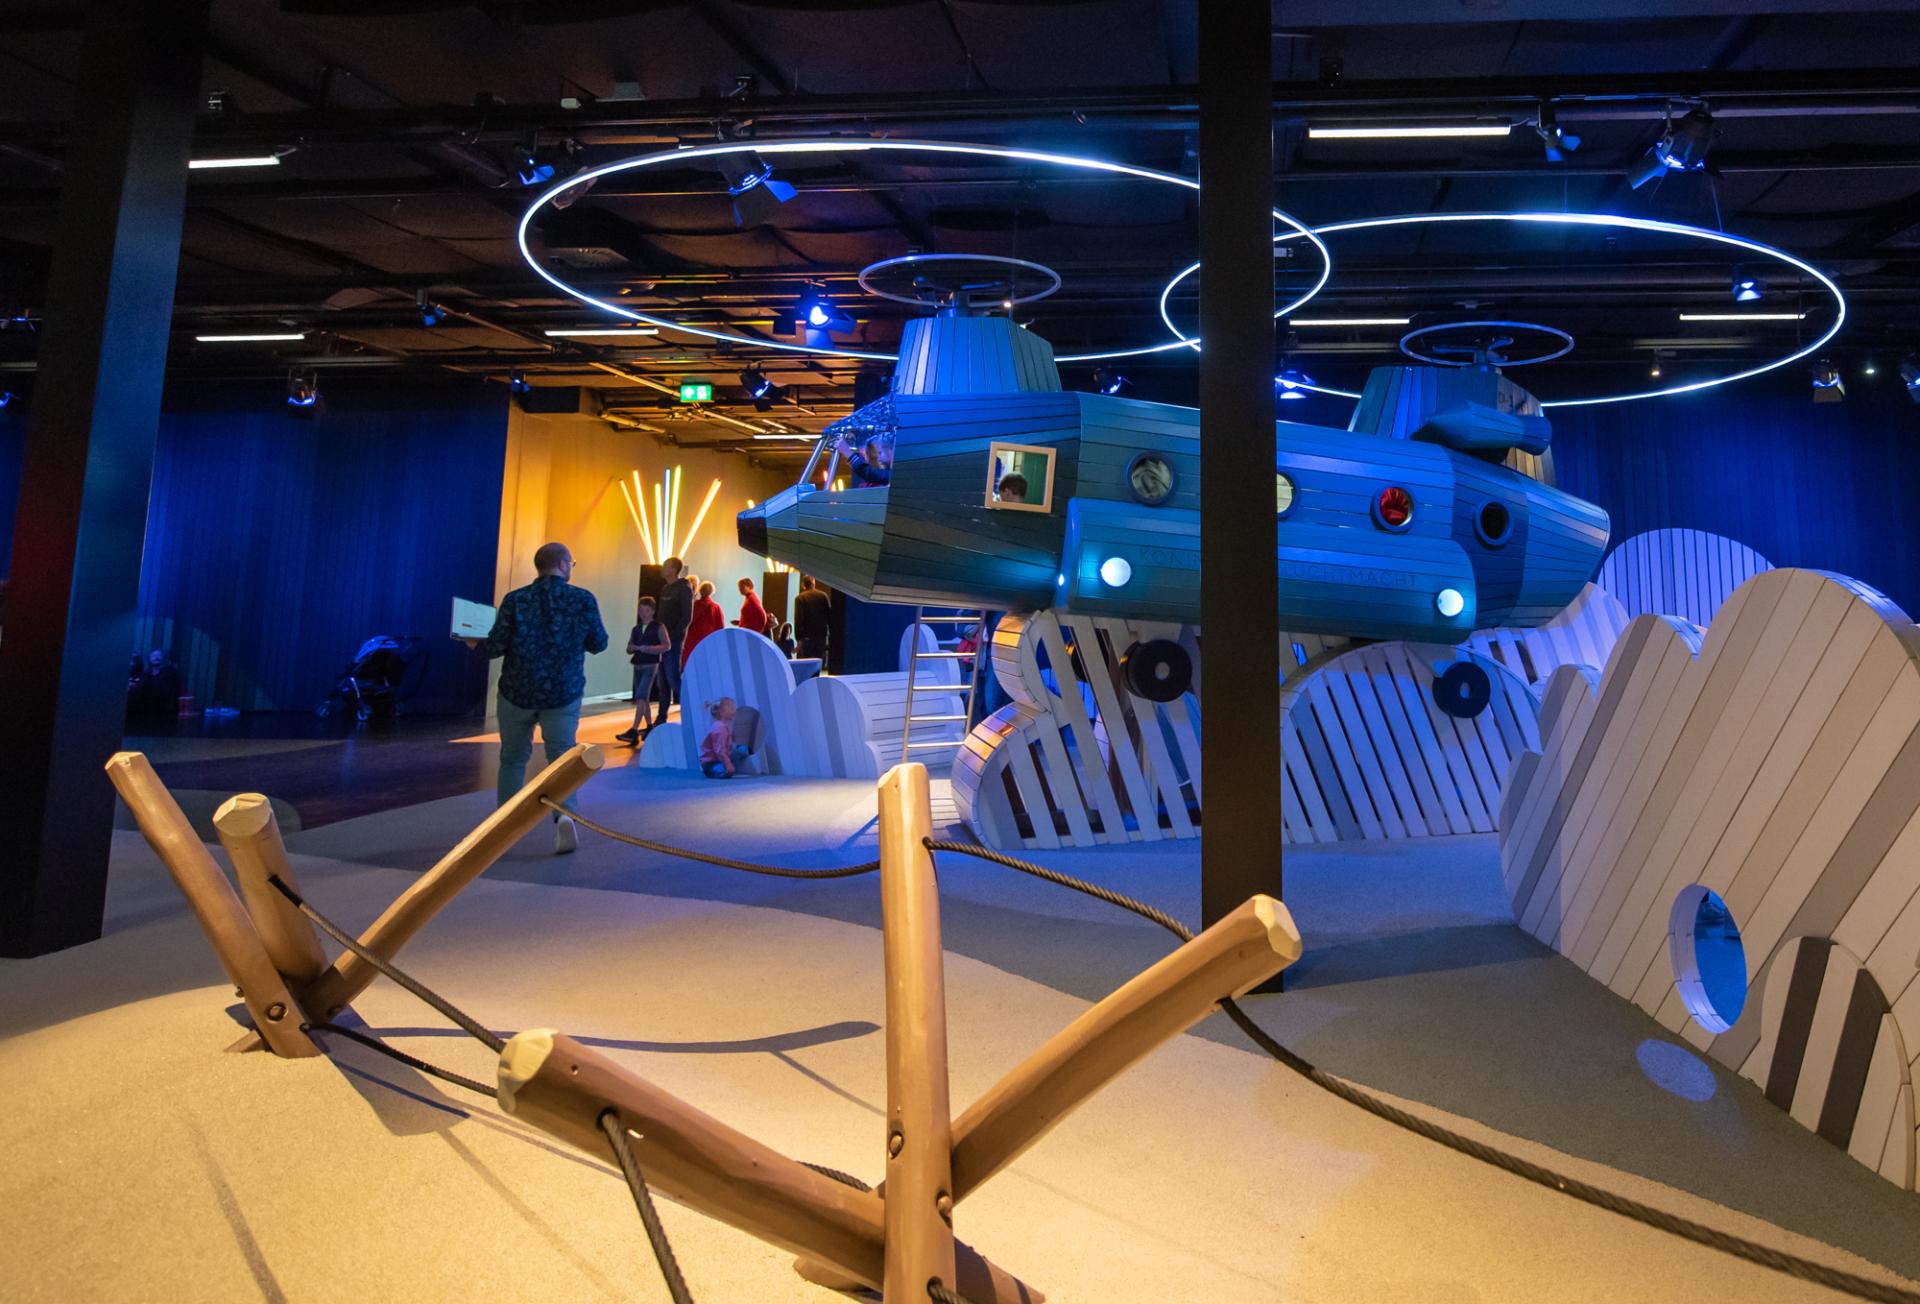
left=1668, top=885, right=1749, bottom=1034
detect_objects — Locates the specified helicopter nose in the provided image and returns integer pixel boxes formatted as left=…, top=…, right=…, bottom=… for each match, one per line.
left=736, top=506, right=768, bottom=557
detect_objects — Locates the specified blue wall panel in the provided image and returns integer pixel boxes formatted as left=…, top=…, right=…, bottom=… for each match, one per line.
left=130, top=379, right=505, bottom=716
left=1549, top=383, right=1920, bottom=620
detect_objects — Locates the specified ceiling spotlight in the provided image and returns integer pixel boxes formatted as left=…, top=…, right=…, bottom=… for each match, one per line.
left=1732, top=270, right=1765, bottom=303
left=1899, top=356, right=1920, bottom=403
left=1863, top=360, right=1879, bottom=377
left=509, top=369, right=531, bottom=395
left=790, top=288, right=854, bottom=343
left=716, top=151, right=798, bottom=228
left=738, top=367, right=786, bottom=411
left=1276, top=366, right=1314, bottom=400
left=416, top=290, right=445, bottom=328
left=1811, top=360, right=1845, bottom=403
left=515, top=134, right=581, bottom=188
left=1650, top=360, right=1663, bottom=378
left=0, top=390, right=14, bottom=408
left=285, top=370, right=321, bottom=417
left=1534, top=103, right=1581, bottom=163
left=1092, top=367, right=1131, bottom=397
left=1629, top=105, right=1716, bottom=190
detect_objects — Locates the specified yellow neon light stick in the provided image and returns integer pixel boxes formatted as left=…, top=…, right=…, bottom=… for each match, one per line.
left=679, top=477, right=724, bottom=557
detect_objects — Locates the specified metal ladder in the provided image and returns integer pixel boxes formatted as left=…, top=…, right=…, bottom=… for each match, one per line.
left=900, top=608, right=985, bottom=760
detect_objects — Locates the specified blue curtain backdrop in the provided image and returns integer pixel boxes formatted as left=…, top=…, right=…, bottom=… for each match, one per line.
left=1548, top=380, right=1920, bottom=620
left=129, top=378, right=506, bottom=715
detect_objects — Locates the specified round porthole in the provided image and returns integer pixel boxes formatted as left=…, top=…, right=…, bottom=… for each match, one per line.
left=1475, top=500, right=1513, bottom=548
left=1668, top=885, right=1749, bottom=1034
left=1275, top=471, right=1296, bottom=518
left=1372, top=485, right=1414, bottom=532
left=1121, top=639, right=1192, bottom=703
left=1126, top=453, right=1176, bottom=507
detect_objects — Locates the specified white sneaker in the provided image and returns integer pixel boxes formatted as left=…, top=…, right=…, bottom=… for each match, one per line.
left=553, top=813, right=577, bottom=855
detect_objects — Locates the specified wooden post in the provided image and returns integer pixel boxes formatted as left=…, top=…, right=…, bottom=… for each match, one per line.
left=103, top=753, right=319, bottom=1058
left=498, top=1030, right=1040, bottom=1303
left=876, top=763, right=958, bottom=1301
left=949, top=894, right=1300, bottom=1200
left=213, top=794, right=326, bottom=985
left=302, top=744, right=603, bottom=1019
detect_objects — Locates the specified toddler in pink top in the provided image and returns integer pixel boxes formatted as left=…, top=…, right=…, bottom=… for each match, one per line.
left=699, top=697, right=749, bottom=778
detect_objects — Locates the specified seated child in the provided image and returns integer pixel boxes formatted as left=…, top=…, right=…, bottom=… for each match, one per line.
left=698, top=696, right=751, bottom=778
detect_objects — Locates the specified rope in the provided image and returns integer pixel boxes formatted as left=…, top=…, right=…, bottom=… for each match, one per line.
left=920, top=838, right=1920, bottom=1304
left=927, top=1282, right=974, bottom=1304
left=601, top=1112, right=695, bottom=1304
left=311, top=1021, right=498, bottom=1100
left=268, top=875, right=505, bottom=1053
left=544, top=799, right=880, bottom=879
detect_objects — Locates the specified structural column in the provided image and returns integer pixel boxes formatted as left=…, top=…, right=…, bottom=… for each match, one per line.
left=1197, top=5, right=1283, bottom=933
left=0, top=0, right=209, bottom=956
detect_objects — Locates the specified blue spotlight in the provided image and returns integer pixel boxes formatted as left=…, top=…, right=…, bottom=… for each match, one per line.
left=509, top=369, right=532, bottom=395
left=1629, top=107, right=1715, bottom=190
left=1733, top=272, right=1764, bottom=303
left=718, top=152, right=798, bottom=227
left=1093, top=368, right=1131, bottom=396
left=1901, top=356, right=1920, bottom=403
left=1275, top=366, right=1314, bottom=399
left=285, top=371, right=320, bottom=416
left=0, top=390, right=12, bottom=408
left=417, top=291, right=445, bottom=327
left=792, top=289, right=854, bottom=339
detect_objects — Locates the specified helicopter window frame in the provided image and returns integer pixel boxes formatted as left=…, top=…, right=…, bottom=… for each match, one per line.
left=985, top=442, right=1056, bottom=514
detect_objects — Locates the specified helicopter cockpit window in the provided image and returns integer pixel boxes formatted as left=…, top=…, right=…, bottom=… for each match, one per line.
left=986, top=443, right=1055, bottom=513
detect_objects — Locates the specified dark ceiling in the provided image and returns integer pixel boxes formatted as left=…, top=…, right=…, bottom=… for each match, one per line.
left=2, top=0, right=1919, bottom=457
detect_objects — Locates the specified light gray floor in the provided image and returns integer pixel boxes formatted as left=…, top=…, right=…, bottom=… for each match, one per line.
left=277, top=761, right=1920, bottom=1281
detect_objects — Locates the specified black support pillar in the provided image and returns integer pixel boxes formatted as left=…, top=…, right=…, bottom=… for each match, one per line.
left=0, top=0, right=209, bottom=956
left=1197, top=4, right=1282, bottom=930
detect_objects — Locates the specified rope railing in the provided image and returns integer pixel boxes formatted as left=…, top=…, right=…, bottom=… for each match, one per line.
left=542, top=808, right=1920, bottom=1304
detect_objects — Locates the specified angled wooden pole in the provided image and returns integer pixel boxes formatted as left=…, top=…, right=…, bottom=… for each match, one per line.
left=876, top=763, right=958, bottom=1301
left=104, top=753, right=319, bottom=1058
left=949, top=894, right=1300, bottom=1200
left=498, top=1030, right=1041, bottom=1303
left=213, top=793, right=326, bottom=985
left=303, top=744, right=603, bottom=1019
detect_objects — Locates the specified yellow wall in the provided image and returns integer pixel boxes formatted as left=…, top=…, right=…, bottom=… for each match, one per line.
left=492, top=406, right=794, bottom=705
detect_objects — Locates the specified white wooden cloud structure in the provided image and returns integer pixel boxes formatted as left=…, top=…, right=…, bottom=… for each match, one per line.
left=1499, top=568, right=1920, bottom=1188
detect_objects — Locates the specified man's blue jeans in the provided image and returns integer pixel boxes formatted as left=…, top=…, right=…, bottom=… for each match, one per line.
left=496, top=695, right=582, bottom=808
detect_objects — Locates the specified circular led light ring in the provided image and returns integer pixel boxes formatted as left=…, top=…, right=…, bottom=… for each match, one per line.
left=1155, top=211, right=1847, bottom=407
left=857, top=253, right=1063, bottom=307
left=1398, top=320, right=1574, bottom=369
left=517, top=138, right=1332, bottom=364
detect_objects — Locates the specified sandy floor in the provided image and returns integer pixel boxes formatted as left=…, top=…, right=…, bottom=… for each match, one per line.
left=4, top=768, right=1919, bottom=1302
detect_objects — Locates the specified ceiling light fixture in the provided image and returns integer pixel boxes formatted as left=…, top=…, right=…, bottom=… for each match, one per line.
left=188, top=155, right=281, bottom=170
left=1534, top=103, right=1581, bottom=163
left=1733, top=270, right=1765, bottom=303
left=739, top=366, right=786, bottom=411
left=1899, top=356, right=1920, bottom=403
left=1308, top=124, right=1511, bottom=140
left=541, top=326, right=662, bottom=337
left=1812, top=360, right=1845, bottom=402
left=1092, top=367, right=1132, bottom=397
left=285, top=370, right=320, bottom=416
left=1275, top=367, right=1314, bottom=399
left=752, top=433, right=815, bottom=441
left=196, top=331, right=306, bottom=342
left=1628, top=105, right=1716, bottom=190
left=1288, top=316, right=1410, bottom=327
left=716, top=151, right=797, bottom=228
left=1678, top=311, right=1807, bottom=322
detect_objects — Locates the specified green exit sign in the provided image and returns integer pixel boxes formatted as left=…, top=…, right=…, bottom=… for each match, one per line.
left=678, top=380, right=713, bottom=403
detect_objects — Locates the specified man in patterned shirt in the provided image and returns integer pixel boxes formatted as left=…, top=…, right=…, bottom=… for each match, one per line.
left=477, top=541, right=608, bottom=853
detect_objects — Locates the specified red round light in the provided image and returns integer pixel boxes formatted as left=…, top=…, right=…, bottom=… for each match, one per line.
left=1376, top=486, right=1414, bottom=530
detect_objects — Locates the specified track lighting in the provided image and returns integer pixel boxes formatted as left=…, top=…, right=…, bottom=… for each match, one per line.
left=1628, top=106, right=1716, bottom=190
left=1811, top=360, right=1845, bottom=403
left=417, top=290, right=444, bottom=328
left=716, top=151, right=797, bottom=228
left=285, top=371, right=321, bottom=416
left=1092, top=368, right=1131, bottom=397
left=509, top=369, right=531, bottom=395
left=515, top=135, right=581, bottom=188
left=1275, top=367, right=1314, bottom=400
left=739, top=367, right=786, bottom=411
left=787, top=288, right=854, bottom=343
left=1534, top=104, right=1581, bottom=163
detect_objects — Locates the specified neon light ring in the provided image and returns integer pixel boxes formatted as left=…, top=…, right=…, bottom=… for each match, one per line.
left=858, top=253, right=1062, bottom=308
left=1154, top=211, right=1846, bottom=407
left=1398, top=320, right=1575, bottom=368
left=517, top=139, right=1331, bottom=364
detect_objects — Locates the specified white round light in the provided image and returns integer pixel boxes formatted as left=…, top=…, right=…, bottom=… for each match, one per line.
left=1436, top=588, right=1466, bottom=618
left=1099, top=556, right=1133, bottom=588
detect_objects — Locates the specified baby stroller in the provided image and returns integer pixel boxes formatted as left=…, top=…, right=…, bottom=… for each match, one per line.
left=316, top=635, right=425, bottom=722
